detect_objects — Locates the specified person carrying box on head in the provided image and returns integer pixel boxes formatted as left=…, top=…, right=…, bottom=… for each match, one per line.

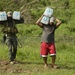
left=36, top=7, right=62, bottom=68
left=2, top=11, right=19, bottom=64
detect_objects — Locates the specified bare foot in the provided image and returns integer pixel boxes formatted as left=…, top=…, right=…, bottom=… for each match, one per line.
left=51, top=64, right=59, bottom=69
left=44, top=64, right=48, bottom=68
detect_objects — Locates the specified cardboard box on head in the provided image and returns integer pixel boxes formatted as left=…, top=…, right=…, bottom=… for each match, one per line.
left=41, top=16, right=50, bottom=25
left=43, top=7, right=53, bottom=17
left=41, top=7, right=53, bottom=25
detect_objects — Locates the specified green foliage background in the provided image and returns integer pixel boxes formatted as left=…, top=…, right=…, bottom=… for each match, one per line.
left=0, top=0, right=75, bottom=24
left=0, top=0, right=75, bottom=36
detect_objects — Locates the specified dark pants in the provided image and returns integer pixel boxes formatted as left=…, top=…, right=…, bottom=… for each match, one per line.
left=6, top=35, right=18, bottom=61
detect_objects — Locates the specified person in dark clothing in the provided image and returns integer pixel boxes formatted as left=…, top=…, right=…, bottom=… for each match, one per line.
left=2, top=11, right=18, bottom=64
left=36, top=15, right=61, bottom=68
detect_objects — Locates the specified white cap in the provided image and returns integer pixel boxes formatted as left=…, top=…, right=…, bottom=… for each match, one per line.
left=50, top=17, right=55, bottom=22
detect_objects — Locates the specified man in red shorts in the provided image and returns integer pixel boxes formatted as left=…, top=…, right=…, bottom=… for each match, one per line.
left=36, top=15, right=61, bottom=68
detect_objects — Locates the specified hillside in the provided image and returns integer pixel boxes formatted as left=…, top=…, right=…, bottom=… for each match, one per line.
left=0, top=0, right=75, bottom=24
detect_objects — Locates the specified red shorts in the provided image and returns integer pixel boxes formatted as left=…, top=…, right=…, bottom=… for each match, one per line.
left=40, top=42, right=56, bottom=57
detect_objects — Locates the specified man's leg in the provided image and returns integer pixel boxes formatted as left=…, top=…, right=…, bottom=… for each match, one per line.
left=51, top=55, right=56, bottom=66
left=40, top=42, right=48, bottom=67
left=49, top=43, right=58, bottom=68
left=51, top=55, right=59, bottom=68
left=12, top=38, right=18, bottom=60
left=6, top=38, right=13, bottom=61
left=43, top=57, right=48, bottom=67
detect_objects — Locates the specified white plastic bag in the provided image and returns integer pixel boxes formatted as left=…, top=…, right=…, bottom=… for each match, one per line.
left=13, top=11, right=20, bottom=20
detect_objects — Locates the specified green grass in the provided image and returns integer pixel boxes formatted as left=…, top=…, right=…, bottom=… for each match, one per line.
left=0, top=24, right=75, bottom=75
left=0, top=34, right=75, bottom=75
